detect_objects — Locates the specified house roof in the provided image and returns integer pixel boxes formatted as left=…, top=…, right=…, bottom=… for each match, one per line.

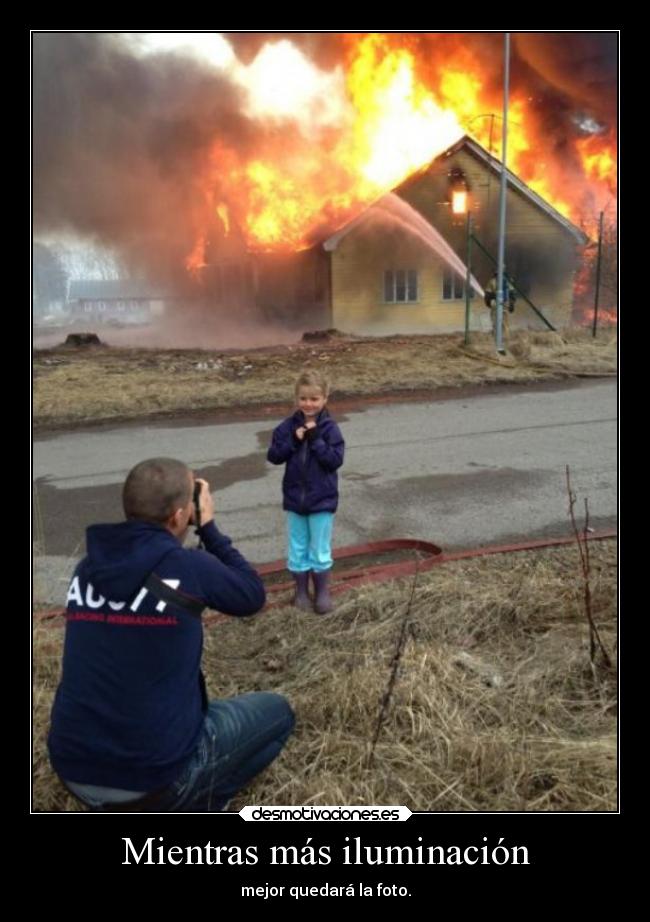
left=68, top=279, right=174, bottom=300
left=322, top=134, right=589, bottom=251
left=434, top=135, right=589, bottom=244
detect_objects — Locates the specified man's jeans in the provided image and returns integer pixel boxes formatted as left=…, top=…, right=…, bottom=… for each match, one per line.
left=69, top=692, right=295, bottom=813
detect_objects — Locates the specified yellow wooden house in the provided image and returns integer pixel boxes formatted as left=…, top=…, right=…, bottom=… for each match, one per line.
left=317, top=135, right=588, bottom=335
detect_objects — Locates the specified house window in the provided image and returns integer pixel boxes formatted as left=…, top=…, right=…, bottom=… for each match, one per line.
left=384, top=269, right=418, bottom=303
left=442, top=268, right=473, bottom=301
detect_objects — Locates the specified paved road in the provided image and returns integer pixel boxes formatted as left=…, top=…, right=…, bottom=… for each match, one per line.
left=33, top=378, right=617, bottom=605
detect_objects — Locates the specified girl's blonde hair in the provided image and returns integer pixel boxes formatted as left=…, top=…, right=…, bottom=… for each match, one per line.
left=294, top=369, right=330, bottom=397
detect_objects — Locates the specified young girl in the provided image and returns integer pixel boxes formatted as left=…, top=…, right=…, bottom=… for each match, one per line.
left=267, top=370, right=345, bottom=614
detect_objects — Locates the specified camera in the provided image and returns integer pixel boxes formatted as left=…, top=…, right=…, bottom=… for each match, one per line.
left=193, top=480, right=202, bottom=527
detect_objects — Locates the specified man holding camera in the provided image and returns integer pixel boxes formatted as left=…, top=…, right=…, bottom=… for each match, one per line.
left=48, top=457, right=295, bottom=812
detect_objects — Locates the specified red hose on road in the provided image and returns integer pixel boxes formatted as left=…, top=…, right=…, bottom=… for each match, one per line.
left=255, top=529, right=617, bottom=596
left=34, top=529, right=616, bottom=627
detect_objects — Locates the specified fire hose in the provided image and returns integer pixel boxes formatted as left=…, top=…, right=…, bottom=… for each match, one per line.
left=34, top=528, right=617, bottom=628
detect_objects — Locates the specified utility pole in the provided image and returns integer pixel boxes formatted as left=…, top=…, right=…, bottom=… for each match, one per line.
left=495, top=32, right=510, bottom=355
left=464, top=210, right=473, bottom=345
left=487, top=113, right=495, bottom=212
left=592, top=210, right=604, bottom=338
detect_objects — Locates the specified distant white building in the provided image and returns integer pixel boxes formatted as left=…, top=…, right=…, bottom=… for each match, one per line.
left=67, top=279, right=172, bottom=324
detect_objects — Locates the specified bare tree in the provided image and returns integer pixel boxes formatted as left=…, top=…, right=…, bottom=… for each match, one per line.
left=565, top=465, right=612, bottom=676
left=574, top=209, right=618, bottom=324
left=33, top=242, right=68, bottom=315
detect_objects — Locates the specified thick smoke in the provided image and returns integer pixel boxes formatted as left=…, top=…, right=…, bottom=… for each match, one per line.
left=33, top=33, right=256, bottom=288
left=513, top=32, right=617, bottom=126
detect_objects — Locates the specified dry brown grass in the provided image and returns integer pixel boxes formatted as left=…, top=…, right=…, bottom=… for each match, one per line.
left=33, top=329, right=617, bottom=429
left=33, top=540, right=617, bottom=812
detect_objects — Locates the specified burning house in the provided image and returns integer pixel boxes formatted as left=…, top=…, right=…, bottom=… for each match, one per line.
left=33, top=33, right=616, bottom=342
left=250, top=135, right=589, bottom=334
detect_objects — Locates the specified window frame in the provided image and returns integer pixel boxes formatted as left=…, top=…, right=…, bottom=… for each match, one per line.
left=383, top=268, right=419, bottom=304
left=442, top=267, right=474, bottom=302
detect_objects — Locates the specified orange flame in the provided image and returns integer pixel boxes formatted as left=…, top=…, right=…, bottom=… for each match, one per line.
left=216, top=203, right=231, bottom=236
left=341, top=34, right=463, bottom=189
left=185, top=233, right=207, bottom=273
left=186, top=34, right=617, bottom=262
left=575, top=305, right=618, bottom=327
left=577, top=135, right=616, bottom=186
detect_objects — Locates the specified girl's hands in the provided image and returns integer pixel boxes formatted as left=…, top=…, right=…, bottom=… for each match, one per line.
left=296, top=421, right=317, bottom=441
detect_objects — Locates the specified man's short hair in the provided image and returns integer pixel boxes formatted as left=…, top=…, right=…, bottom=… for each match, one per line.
left=123, top=458, right=192, bottom=524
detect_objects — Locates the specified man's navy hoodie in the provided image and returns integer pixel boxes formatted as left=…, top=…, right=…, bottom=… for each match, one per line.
left=48, top=519, right=265, bottom=792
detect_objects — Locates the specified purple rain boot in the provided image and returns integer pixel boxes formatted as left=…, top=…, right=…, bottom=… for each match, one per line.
left=292, top=571, right=312, bottom=611
left=312, top=569, right=334, bottom=614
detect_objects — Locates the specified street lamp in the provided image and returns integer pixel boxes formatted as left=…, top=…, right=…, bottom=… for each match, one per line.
left=452, top=190, right=468, bottom=215
left=448, top=167, right=469, bottom=216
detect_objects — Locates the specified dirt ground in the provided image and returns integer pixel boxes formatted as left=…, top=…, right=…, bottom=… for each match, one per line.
left=33, top=327, right=617, bottom=431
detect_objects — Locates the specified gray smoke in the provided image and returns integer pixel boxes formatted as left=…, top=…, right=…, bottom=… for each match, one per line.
left=33, top=32, right=256, bottom=287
